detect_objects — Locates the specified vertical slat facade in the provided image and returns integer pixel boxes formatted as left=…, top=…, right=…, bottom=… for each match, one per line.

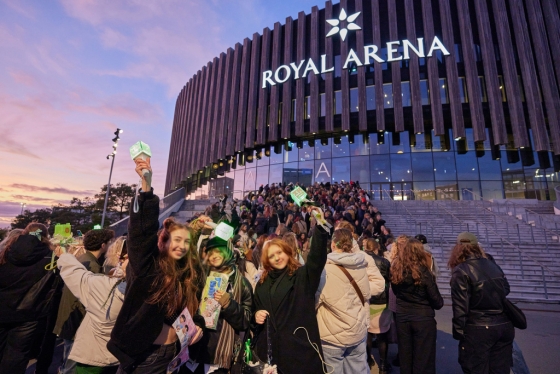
left=226, top=43, right=243, bottom=156
left=355, top=0, right=367, bottom=132
left=325, top=1, right=335, bottom=132
left=196, top=62, right=213, bottom=172
left=257, top=28, right=271, bottom=146
left=236, top=38, right=252, bottom=153
left=217, top=48, right=235, bottom=161
left=388, top=0, right=404, bottom=132
left=246, top=33, right=262, bottom=149
left=542, top=0, right=560, bottom=90
left=268, top=22, right=282, bottom=142
left=281, top=17, right=294, bottom=140
left=309, top=6, right=320, bottom=134
left=340, top=0, right=350, bottom=132
left=371, top=0, right=385, bottom=132
left=295, top=11, right=306, bottom=137
left=204, top=58, right=219, bottom=168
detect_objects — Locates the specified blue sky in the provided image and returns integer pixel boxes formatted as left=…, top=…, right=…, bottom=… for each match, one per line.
left=0, top=0, right=328, bottom=226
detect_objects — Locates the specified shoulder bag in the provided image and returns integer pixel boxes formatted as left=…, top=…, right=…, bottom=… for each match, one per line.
left=335, top=265, right=365, bottom=306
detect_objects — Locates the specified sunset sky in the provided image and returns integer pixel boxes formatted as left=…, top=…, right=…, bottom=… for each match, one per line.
left=0, top=0, right=325, bottom=226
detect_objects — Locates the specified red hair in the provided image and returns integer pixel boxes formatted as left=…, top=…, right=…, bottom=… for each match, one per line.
left=259, top=238, right=301, bottom=283
left=146, top=218, right=203, bottom=318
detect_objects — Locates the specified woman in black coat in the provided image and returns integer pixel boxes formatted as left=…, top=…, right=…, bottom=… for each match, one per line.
left=390, top=238, right=443, bottom=374
left=253, top=208, right=329, bottom=374
left=0, top=223, right=59, bottom=374
left=449, top=232, right=514, bottom=374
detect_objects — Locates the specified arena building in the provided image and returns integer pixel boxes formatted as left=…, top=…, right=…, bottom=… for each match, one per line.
left=165, top=0, right=560, bottom=201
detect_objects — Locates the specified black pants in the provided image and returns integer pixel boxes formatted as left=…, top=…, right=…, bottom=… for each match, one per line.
left=395, top=317, right=437, bottom=374
left=459, top=322, right=514, bottom=374
left=0, top=320, right=39, bottom=374
left=116, top=342, right=177, bottom=374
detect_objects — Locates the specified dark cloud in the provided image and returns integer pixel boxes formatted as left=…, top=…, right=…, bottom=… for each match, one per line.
left=11, top=194, right=67, bottom=204
left=10, top=184, right=95, bottom=196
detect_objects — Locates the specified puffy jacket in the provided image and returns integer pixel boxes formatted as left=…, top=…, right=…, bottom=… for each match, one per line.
left=352, top=239, right=385, bottom=297
left=316, top=251, right=371, bottom=347
left=367, top=252, right=390, bottom=305
left=450, top=257, right=510, bottom=341
left=0, top=235, right=59, bottom=323
left=57, top=253, right=124, bottom=367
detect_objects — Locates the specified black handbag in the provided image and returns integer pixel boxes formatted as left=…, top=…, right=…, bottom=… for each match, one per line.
left=241, top=318, right=273, bottom=374
left=502, top=298, right=527, bottom=330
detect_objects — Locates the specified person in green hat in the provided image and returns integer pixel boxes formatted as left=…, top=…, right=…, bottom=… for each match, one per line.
left=185, top=236, right=253, bottom=374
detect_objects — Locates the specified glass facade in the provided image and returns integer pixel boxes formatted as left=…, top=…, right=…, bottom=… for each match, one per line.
left=187, top=129, right=560, bottom=201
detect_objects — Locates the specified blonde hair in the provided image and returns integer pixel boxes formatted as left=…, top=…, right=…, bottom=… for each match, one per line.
left=332, top=229, right=353, bottom=253
left=103, top=236, right=126, bottom=269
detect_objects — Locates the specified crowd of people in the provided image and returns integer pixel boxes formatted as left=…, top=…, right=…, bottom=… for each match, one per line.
left=0, top=157, right=520, bottom=374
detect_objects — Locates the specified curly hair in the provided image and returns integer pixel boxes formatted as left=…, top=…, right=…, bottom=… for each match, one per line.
left=448, top=243, right=486, bottom=269
left=83, top=229, right=115, bottom=252
left=0, top=223, right=51, bottom=265
left=390, top=238, right=431, bottom=285
left=146, top=218, right=204, bottom=318
left=260, top=238, right=301, bottom=283
left=332, top=228, right=354, bottom=253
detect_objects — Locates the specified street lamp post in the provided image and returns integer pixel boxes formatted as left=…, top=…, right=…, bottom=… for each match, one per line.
left=100, top=128, right=123, bottom=228
left=20, top=203, right=26, bottom=215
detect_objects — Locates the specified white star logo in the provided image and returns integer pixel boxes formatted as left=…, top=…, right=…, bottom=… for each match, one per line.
left=326, top=8, right=361, bottom=41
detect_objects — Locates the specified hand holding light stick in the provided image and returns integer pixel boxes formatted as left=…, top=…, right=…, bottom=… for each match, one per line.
left=130, top=141, right=152, bottom=191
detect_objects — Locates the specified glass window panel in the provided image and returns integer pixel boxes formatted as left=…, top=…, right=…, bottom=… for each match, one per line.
left=244, top=167, right=256, bottom=192
left=383, top=83, right=393, bottom=108
left=411, top=153, right=434, bottom=181
left=350, top=135, right=370, bottom=155
left=366, top=85, right=376, bottom=110
left=315, top=140, right=332, bottom=159
left=298, top=143, right=314, bottom=161
left=411, top=133, right=433, bottom=152
left=235, top=153, right=245, bottom=170
left=413, top=181, right=435, bottom=200
left=314, top=159, right=332, bottom=183
left=270, top=148, right=283, bottom=164
left=320, top=93, right=326, bottom=116
left=456, top=152, right=479, bottom=180
left=234, top=170, right=245, bottom=195
left=370, top=154, right=391, bottom=182
left=332, top=135, right=350, bottom=157
left=401, top=81, right=411, bottom=107
left=420, top=80, right=430, bottom=105
left=390, top=131, right=410, bottom=154
left=350, top=88, right=359, bottom=112
left=332, top=157, right=351, bottom=182
left=481, top=181, right=504, bottom=200
left=391, top=153, right=412, bottom=182
left=256, top=166, right=269, bottom=188
left=436, top=181, right=459, bottom=200
left=458, top=77, right=468, bottom=103
left=477, top=152, right=502, bottom=180
left=350, top=155, right=370, bottom=183
left=335, top=91, right=342, bottom=114
left=439, top=78, right=448, bottom=104
left=283, top=144, right=298, bottom=163
left=433, top=153, right=457, bottom=181
left=369, top=133, right=390, bottom=154
left=298, top=161, right=314, bottom=185
left=458, top=180, right=481, bottom=200
left=269, top=163, right=283, bottom=184
left=257, top=150, right=270, bottom=166
left=283, top=162, right=299, bottom=185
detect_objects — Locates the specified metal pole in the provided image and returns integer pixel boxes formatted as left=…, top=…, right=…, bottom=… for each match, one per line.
left=476, top=222, right=480, bottom=238
left=516, top=224, right=521, bottom=244
left=501, top=238, right=504, bottom=260
left=542, top=267, right=548, bottom=299
left=519, top=251, right=524, bottom=279
left=530, top=225, right=534, bottom=243
left=545, top=230, right=550, bottom=254
left=485, top=226, right=489, bottom=244
left=101, top=155, right=116, bottom=227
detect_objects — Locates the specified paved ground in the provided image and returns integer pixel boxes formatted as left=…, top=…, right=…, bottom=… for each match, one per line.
left=27, top=303, right=560, bottom=374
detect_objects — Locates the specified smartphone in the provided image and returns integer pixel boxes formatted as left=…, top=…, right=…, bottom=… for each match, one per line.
left=76, top=230, right=83, bottom=237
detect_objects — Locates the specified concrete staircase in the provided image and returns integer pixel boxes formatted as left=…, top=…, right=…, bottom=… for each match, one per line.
left=170, top=199, right=216, bottom=221
left=373, top=200, right=560, bottom=303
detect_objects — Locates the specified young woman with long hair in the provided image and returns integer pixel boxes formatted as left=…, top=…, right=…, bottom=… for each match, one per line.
left=449, top=232, right=514, bottom=374
left=282, top=232, right=305, bottom=265
left=0, top=224, right=59, bottom=373
left=253, top=207, right=329, bottom=374
left=108, top=158, right=204, bottom=374
left=390, top=238, right=443, bottom=374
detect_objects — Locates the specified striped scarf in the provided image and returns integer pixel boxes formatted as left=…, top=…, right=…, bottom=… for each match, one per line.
left=214, top=267, right=243, bottom=368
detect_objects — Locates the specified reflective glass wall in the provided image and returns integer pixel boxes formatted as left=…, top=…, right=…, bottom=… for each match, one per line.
left=186, top=129, right=560, bottom=201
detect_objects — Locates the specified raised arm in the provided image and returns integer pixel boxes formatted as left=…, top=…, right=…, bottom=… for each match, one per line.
left=57, top=253, right=94, bottom=309
left=304, top=210, right=329, bottom=294
left=127, top=158, right=160, bottom=276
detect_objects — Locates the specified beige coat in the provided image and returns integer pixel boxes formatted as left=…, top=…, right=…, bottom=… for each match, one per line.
left=57, top=253, right=125, bottom=367
left=315, top=251, right=371, bottom=347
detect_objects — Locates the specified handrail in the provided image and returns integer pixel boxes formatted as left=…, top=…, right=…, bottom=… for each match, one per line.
left=381, top=190, right=452, bottom=257
left=433, top=200, right=559, bottom=278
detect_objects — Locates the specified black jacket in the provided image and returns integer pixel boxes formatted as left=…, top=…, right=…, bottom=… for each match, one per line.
left=391, top=266, right=444, bottom=320
left=107, top=190, right=204, bottom=370
left=368, top=252, right=390, bottom=305
left=450, top=257, right=511, bottom=341
left=0, top=235, right=60, bottom=323
left=253, top=226, right=328, bottom=374
left=190, top=269, right=253, bottom=367
left=253, top=217, right=268, bottom=235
